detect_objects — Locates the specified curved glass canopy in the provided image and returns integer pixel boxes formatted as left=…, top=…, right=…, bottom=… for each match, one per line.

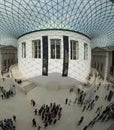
left=0, top=0, right=114, bottom=47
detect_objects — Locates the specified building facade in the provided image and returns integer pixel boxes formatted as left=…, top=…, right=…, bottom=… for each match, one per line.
left=18, top=30, right=91, bottom=82
left=91, top=47, right=114, bottom=80
left=0, top=45, right=17, bottom=73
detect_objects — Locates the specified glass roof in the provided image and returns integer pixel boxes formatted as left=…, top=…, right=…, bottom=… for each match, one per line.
left=0, top=0, right=113, bottom=47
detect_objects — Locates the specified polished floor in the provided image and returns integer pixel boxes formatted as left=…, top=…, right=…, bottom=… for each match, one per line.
left=0, top=73, right=114, bottom=130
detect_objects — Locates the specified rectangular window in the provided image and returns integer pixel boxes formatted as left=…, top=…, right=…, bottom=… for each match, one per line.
left=32, top=40, right=41, bottom=58
left=22, top=42, right=26, bottom=58
left=84, top=43, right=88, bottom=60
left=70, top=40, right=79, bottom=60
left=50, top=39, right=61, bottom=59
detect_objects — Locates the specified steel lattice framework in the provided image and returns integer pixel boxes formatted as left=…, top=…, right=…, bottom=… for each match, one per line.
left=0, top=0, right=114, bottom=47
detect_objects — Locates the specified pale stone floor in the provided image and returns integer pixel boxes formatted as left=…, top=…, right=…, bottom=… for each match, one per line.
left=0, top=76, right=114, bottom=130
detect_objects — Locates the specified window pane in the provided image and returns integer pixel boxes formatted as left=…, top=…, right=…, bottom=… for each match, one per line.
left=70, top=40, right=78, bottom=60
left=73, top=50, right=76, bottom=59
left=51, top=44, right=55, bottom=59
left=35, top=46, right=37, bottom=58
left=84, top=43, right=88, bottom=60
left=22, top=42, right=26, bottom=58
left=32, top=40, right=41, bottom=58
left=50, top=39, right=61, bottom=59
left=56, top=44, right=60, bottom=59
left=38, top=45, right=41, bottom=58
left=76, top=43, right=79, bottom=59
left=70, top=42, right=72, bottom=59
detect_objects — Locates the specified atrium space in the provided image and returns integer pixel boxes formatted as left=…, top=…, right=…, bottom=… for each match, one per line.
left=0, top=0, right=114, bottom=130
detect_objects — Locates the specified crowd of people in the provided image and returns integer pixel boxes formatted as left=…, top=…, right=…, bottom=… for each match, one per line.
left=63, top=79, right=114, bottom=130
left=74, top=82, right=114, bottom=130
left=0, top=116, right=16, bottom=130
left=17, top=81, right=114, bottom=130
left=0, top=70, right=113, bottom=130
left=0, top=85, right=16, bottom=99
left=82, top=105, right=114, bottom=130
left=32, top=102, right=62, bottom=129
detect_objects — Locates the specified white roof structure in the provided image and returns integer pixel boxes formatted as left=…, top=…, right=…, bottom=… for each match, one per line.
left=0, top=0, right=113, bottom=48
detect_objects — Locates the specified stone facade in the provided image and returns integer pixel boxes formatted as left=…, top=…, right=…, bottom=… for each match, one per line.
left=0, top=45, right=17, bottom=72
left=91, top=47, right=113, bottom=80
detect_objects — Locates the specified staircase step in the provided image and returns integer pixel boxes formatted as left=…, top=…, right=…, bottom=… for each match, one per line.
left=23, top=82, right=37, bottom=93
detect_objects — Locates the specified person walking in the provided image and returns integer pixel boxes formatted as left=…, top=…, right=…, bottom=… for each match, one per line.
left=53, top=119, right=57, bottom=124
left=82, top=105, right=86, bottom=112
left=78, top=116, right=84, bottom=126
left=83, top=125, right=88, bottom=130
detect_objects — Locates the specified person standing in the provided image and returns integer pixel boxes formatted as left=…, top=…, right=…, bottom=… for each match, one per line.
left=34, top=109, right=37, bottom=115
left=44, top=122, right=48, bottom=128
left=33, top=100, right=36, bottom=107
left=65, top=98, right=68, bottom=104
left=13, top=115, right=16, bottom=122
left=32, top=118, right=37, bottom=127
left=1, top=94, right=3, bottom=99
